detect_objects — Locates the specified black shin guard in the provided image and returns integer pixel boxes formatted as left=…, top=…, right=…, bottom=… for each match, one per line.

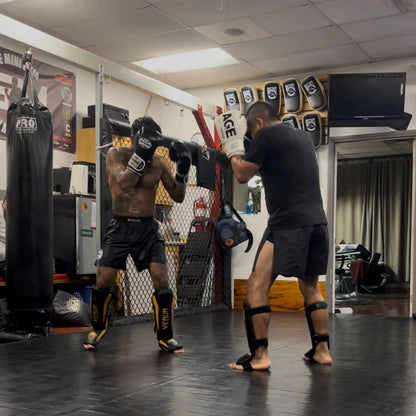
left=243, top=300, right=270, bottom=356
left=152, top=288, right=174, bottom=340
left=304, top=301, right=330, bottom=355
left=90, top=287, right=114, bottom=331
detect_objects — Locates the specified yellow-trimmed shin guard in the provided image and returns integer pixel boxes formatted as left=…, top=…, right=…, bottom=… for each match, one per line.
left=152, top=288, right=183, bottom=352
left=83, top=287, right=114, bottom=350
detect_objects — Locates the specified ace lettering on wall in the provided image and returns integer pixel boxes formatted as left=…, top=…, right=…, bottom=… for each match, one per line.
left=0, top=46, right=76, bottom=153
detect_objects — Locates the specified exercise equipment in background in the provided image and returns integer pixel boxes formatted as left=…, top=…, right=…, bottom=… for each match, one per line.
left=241, top=85, right=258, bottom=115
left=263, top=82, right=282, bottom=116
left=223, top=88, right=242, bottom=112
left=301, top=75, right=327, bottom=111
left=5, top=48, right=54, bottom=338
left=282, top=78, right=303, bottom=113
left=282, top=114, right=301, bottom=129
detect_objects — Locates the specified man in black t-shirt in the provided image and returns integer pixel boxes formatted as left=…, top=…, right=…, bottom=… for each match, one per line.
left=215, top=101, right=332, bottom=371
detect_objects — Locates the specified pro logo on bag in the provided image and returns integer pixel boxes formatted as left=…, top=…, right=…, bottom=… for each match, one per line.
left=16, top=116, right=37, bottom=133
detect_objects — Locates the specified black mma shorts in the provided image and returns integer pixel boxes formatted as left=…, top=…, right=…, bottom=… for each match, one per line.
left=99, top=216, right=166, bottom=271
left=253, top=224, right=329, bottom=279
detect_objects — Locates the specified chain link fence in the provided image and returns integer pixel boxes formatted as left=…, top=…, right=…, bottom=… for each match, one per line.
left=107, top=136, right=230, bottom=324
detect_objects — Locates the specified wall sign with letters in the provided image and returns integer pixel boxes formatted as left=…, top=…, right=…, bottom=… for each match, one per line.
left=0, top=46, right=76, bottom=153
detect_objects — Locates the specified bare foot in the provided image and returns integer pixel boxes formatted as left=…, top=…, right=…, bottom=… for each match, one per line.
left=158, top=339, right=184, bottom=353
left=83, top=344, right=95, bottom=351
left=302, top=351, right=332, bottom=365
left=229, top=356, right=271, bottom=371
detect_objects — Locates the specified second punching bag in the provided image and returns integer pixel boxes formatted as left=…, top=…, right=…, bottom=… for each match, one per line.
left=6, top=51, right=54, bottom=331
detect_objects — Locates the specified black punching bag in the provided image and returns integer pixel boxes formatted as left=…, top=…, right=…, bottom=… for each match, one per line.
left=5, top=51, right=53, bottom=333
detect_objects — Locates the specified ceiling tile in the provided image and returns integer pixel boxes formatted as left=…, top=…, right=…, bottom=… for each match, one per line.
left=359, top=34, right=416, bottom=58
left=50, top=8, right=186, bottom=47
left=156, top=0, right=308, bottom=26
left=88, top=29, right=217, bottom=62
left=0, top=0, right=147, bottom=28
left=152, top=63, right=269, bottom=89
left=254, top=44, right=369, bottom=74
left=194, top=18, right=271, bottom=45
left=48, top=19, right=134, bottom=47
left=1, top=0, right=416, bottom=90
left=384, top=0, right=416, bottom=12
left=340, top=11, right=416, bottom=41
left=99, top=7, right=186, bottom=36
left=144, top=0, right=178, bottom=3
left=225, top=26, right=352, bottom=62
left=252, top=5, right=332, bottom=36
left=315, top=0, right=400, bottom=24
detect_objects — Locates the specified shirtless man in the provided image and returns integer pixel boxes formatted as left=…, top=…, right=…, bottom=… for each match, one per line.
left=84, top=116, right=191, bottom=352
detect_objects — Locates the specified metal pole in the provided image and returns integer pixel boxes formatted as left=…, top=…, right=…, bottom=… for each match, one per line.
left=95, top=64, right=104, bottom=267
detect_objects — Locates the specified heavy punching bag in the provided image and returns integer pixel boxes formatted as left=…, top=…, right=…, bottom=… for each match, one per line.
left=5, top=50, right=53, bottom=334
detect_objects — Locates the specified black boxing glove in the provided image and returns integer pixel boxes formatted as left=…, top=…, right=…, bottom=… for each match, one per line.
left=127, top=126, right=162, bottom=175
left=169, top=141, right=192, bottom=184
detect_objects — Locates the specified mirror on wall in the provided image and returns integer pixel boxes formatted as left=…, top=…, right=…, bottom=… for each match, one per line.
left=233, top=174, right=263, bottom=215
left=334, top=138, right=413, bottom=317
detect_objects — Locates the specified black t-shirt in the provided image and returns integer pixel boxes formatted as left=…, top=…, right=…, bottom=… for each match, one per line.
left=244, top=123, right=327, bottom=229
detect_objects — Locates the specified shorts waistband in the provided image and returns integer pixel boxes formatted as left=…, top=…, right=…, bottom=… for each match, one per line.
left=113, top=215, right=154, bottom=223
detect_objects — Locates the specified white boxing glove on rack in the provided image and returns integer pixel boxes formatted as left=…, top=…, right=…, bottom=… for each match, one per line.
left=214, top=110, right=247, bottom=158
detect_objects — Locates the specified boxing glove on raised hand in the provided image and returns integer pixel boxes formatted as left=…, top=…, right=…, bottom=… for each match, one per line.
left=169, top=141, right=192, bottom=184
left=214, top=110, right=247, bottom=158
left=127, top=126, right=162, bottom=175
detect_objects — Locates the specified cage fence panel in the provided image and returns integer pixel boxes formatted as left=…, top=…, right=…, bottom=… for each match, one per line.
left=108, top=138, right=228, bottom=321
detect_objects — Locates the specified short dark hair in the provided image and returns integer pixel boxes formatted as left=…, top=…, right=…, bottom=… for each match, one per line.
left=245, top=101, right=278, bottom=123
left=131, top=116, right=161, bottom=136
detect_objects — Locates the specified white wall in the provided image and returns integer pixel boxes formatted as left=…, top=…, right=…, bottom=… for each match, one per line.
left=187, top=56, right=416, bottom=282
left=231, top=190, right=268, bottom=279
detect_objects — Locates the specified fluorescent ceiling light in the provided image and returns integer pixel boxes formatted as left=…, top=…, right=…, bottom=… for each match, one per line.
left=132, top=48, right=239, bottom=74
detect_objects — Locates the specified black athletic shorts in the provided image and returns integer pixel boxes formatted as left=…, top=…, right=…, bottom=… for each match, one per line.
left=99, top=216, right=166, bottom=271
left=253, top=224, right=329, bottom=279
